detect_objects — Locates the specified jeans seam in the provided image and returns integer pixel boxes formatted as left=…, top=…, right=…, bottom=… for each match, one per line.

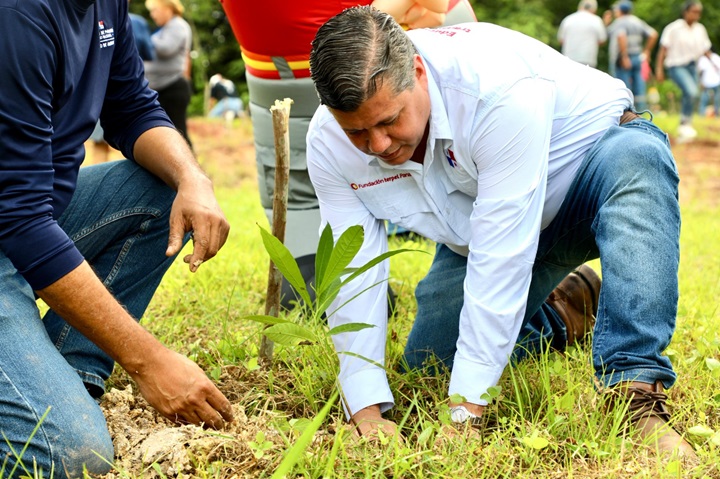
left=105, top=217, right=154, bottom=289
left=69, top=207, right=163, bottom=243
left=0, top=365, right=55, bottom=468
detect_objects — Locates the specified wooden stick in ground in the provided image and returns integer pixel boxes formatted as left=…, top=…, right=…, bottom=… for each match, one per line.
left=259, top=97, right=293, bottom=365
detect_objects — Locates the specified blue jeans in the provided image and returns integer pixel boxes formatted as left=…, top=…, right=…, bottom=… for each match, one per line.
left=209, top=97, right=244, bottom=118
left=404, top=118, right=680, bottom=390
left=615, top=54, right=647, bottom=111
left=0, top=161, right=179, bottom=478
left=667, top=62, right=699, bottom=122
left=699, top=85, right=720, bottom=116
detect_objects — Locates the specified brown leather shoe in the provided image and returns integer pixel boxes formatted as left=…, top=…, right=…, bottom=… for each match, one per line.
left=612, top=381, right=697, bottom=459
left=546, top=264, right=601, bottom=346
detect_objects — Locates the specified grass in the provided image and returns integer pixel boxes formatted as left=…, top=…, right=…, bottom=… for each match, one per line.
left=63, top=114, right=720, bottom=477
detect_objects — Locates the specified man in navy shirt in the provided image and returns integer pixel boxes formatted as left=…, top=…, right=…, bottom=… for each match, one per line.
left=0, top=0, right=233, bottom=476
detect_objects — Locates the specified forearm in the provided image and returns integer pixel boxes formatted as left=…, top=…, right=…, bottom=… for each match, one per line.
left=618, top=35, right=628, bottom=57
left=37, top=261, right=163, bottom=376
left=132, top=125, right=229, bottom=271
left=655, top=46, right=666, bottom=75
left=133, top=126, right=209, bottom=191
left=644, top=33, right=658, bottom=57
left=39, top=261, right=234, bottom=426
left=415, top=0, right=449, bottom=13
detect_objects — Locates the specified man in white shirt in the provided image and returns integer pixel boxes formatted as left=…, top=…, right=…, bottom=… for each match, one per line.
left=307, top=6, right=694, bottom=457
left=557, top=0, right=607, bottom=68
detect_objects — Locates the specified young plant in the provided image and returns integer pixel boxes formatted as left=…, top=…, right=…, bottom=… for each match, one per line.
left=245, top=223, right=423, bottom=475
left=246, top=223, right=421, bottom=348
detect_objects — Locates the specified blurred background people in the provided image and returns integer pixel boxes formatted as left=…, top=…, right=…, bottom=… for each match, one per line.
left=698, top=47, right=720, bottom=117
left=606, top=0, right=657, bottom=111
left=208, top=73, right=245, bottom=127
left=557, top=0, right=607, bottom=68
left=656, top=0, right=711, bottom=140
left=130, top=4, right=156, bottom=62
left=145, top=0, right=194, bottom=148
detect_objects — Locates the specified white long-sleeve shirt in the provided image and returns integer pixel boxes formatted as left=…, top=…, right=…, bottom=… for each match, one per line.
left=306, top=22, right=632, bottom=417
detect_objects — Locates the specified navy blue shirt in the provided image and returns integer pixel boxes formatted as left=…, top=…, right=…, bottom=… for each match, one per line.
left=0, top=0, right=174, bottom=290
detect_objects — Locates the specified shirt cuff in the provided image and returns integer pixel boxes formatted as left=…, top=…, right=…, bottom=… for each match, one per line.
left=448, top=355, right=506, bottom=406
left=339, top=367, right=394, bottom=420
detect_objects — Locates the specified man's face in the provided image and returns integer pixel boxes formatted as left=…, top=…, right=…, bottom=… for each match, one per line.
left=329, top=55, right=431, bottom=166
left=683, top=4, right=702, bottom=24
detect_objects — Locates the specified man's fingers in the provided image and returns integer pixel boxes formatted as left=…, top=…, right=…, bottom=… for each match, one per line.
left=166, top=227, right=186, bottom=257
left=207, top=390, right=234, bottom=423
left=185, top=226, right=209, bottom=271
left=184, top=219, right=229, bottom=271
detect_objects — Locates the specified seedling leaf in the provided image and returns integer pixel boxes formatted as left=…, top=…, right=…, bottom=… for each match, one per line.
left=264, top=322, right=318, bottom=346
left=259, top=226, right=312, bottom=305
left=320, top=225, right=364, bottom=291
left=328, top=322, right=375, bottom=336
left=315, top=223, right=334, bottom=289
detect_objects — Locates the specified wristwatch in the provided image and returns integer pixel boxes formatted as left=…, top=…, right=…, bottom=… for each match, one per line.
left=449, top=405, right=485, bottom=429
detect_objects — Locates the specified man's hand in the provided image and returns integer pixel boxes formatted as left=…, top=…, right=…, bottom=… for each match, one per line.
left=350, top=404, right=399, bottom=439
left=164, top=174, right=230, bottom=272
left=130, top=346, right=234, bottom=428
left=132, top=126, right=230, bottom=272
left=37, top=261, right=233, bottom=428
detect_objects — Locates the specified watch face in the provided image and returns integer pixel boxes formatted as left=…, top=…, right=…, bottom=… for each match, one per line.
left=450, top=405, right=471, bottom=423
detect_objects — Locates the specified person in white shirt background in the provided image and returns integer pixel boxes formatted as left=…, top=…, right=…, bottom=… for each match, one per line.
left=306, top=6, right=695, bottom=458
left=697, top=47, right=720, bottom=117
left=557, top=0, right=607, bottom=68
left=655, top=0, right=711, bottom=141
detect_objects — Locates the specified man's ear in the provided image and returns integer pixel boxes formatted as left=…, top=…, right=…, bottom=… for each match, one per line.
left=414, top=54, right=428, bottom=89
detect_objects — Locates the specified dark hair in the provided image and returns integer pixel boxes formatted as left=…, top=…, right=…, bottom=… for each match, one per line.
left=309, top=6, right=417, bottom=112
left=681, top=0, right=702, bottom=14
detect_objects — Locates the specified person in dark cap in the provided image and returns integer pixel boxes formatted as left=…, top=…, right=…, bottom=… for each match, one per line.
left=606, top=0, right=658, bottom=110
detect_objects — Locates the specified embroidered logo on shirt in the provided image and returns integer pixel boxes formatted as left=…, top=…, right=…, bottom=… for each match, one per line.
left=446, top=149, right=457, bottom=168
left=350, top=172, right=411, bottom=190
left=98, top=20, right=115, bottom=49
left=431, top=26, right=472, bottom=38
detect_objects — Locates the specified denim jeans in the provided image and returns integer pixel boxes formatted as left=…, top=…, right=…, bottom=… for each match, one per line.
left=0, top=160, right=179, bottom=478
left=615, top=54, right=648, bottom=111
left=667, top=62, right=700, bottom=122
left=699, top=85, right=720, bottom=116
left=404, top=117, right=680, bottom=391
left=209, top=97, right=244, bottom=119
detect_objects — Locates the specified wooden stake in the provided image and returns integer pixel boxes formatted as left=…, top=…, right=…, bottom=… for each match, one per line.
left=259, top=98, right=293, bottom=365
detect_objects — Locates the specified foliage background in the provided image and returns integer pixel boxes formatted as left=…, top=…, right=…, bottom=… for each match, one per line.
left=129, top=0, right=720, bottom=115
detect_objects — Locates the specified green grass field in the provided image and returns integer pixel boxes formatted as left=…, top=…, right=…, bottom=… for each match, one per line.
left=82, top=115, right=720, bottom=478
